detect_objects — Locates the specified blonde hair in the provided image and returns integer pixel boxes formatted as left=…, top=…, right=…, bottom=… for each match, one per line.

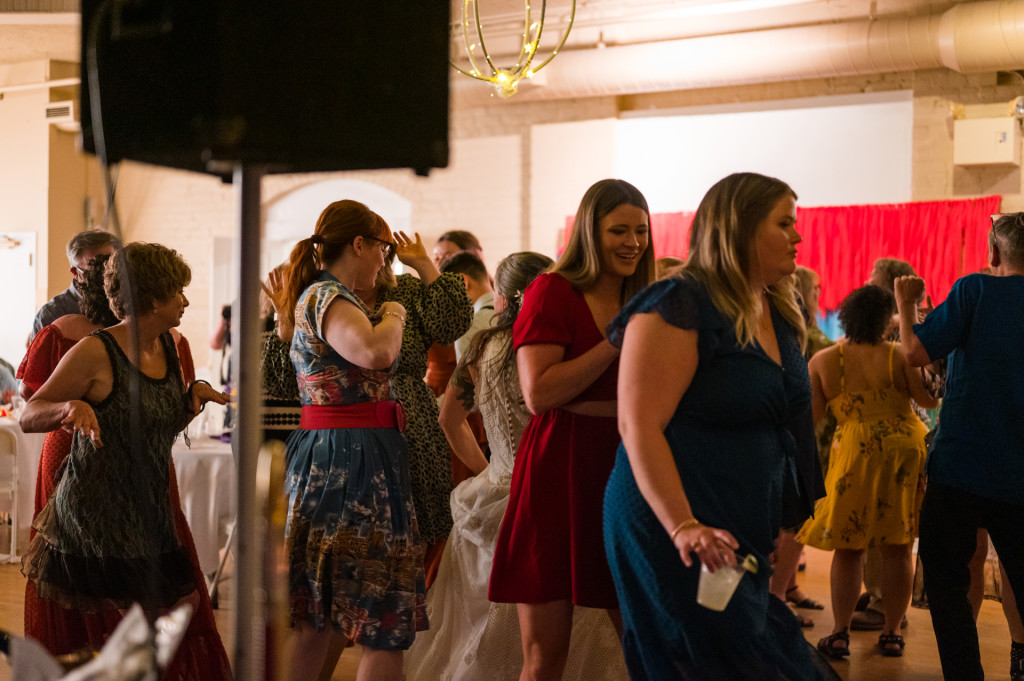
left=792, top=265, right=820, bottom=328
left=553, top=179, right=655, bottom=303
left=282, top=200, right=392, bottom=330
left=683, top=173, right=805, bottom=349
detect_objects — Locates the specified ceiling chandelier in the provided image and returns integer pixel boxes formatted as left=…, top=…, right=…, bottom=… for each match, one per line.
left=451, top=0, right=576, bottom=99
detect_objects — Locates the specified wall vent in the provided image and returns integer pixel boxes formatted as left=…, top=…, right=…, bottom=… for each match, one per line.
left=45, top=100, right=74, bottom=123
left=45, top=100, right=80, bottom=132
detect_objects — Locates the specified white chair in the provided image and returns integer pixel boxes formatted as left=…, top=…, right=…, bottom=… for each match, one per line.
left=0, top=428, right=18, bottom=563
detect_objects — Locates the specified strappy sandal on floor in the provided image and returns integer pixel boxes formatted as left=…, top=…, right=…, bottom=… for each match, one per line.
left=878, top=632, right=906, bottom=657
left=787, top=586, right=825, bottom=610
left=817, top=630, right=850, bottom=660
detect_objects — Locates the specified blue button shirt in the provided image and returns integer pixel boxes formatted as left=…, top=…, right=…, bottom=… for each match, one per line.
left=914, top=273, right=1024, bottom=505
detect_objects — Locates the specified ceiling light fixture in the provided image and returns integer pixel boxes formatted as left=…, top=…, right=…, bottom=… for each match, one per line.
left=450, top=0, right=576, bottom=99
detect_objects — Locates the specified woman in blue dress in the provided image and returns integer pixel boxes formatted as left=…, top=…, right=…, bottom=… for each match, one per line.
left=280, top=200, right=427, bottom=681
left=604, top=172, right=835, bottom=680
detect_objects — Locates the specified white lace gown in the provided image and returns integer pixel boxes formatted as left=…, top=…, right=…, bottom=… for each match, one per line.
left=404, top=335, right=628, bottom=681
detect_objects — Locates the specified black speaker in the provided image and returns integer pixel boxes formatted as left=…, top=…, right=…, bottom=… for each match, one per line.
left=80, top=1, right=449, bottom=176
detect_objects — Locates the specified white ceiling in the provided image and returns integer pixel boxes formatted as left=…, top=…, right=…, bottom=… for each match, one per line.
left=0, top=0, right=962, bottom=69
left=448, top=0, right=960, bottom=57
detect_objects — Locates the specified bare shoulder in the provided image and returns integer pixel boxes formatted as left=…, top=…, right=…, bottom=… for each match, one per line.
left=51, top=314, right=99, bottom=341
left=66, top=334, right=107, bottom=361
left=809, top=343, right=839, bottom=370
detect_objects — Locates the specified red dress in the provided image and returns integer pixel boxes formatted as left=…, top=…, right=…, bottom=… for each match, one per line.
left=488, top=273, right=620, bottom=609
left=18, top=324, right=231, bottom=680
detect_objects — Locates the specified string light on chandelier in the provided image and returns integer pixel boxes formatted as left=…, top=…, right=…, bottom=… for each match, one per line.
left=451, top=0, right=576, bottom=99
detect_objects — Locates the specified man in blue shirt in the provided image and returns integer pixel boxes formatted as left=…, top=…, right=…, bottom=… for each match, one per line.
left=896, top=212, right=1024, bottom=681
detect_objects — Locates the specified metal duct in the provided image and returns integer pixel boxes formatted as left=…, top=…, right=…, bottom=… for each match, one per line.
left=451, top=0, right=1024, bottom=105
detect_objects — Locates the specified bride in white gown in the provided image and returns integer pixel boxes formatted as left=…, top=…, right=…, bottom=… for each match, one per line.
left=404, top=252, right=628, bottom=681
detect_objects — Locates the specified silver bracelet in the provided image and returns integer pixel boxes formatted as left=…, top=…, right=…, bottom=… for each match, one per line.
left=381, top=310, right=406, bottom=327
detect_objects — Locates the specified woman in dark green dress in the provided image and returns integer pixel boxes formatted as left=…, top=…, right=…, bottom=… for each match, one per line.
left=20, top=242, right=232, bottom=680
left=603, top=173, right=834, bottom=681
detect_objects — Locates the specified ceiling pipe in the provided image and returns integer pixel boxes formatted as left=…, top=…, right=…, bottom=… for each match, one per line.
left=451, top=0, right=1024, bottom=105
left=0, top=77, right=79, bottom=95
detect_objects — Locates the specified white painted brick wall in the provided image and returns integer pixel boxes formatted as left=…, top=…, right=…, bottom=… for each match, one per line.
left=113, top=71, right=1024, bottom=366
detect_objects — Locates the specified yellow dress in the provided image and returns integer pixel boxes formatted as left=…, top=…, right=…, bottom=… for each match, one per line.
left=797, top=343, right=928, bottom=550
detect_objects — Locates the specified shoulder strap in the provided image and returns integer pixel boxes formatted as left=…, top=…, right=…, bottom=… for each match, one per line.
left=91, top=329, right=121, bottom=399
left=838, top=342, right=846, bottom=393
left=161, top=331, right=184, bottom=390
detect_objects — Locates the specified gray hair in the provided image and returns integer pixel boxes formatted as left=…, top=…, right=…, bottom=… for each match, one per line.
left=991, top=212, right=1024, bottom=267
left=66, top=230, right=120, bottom=265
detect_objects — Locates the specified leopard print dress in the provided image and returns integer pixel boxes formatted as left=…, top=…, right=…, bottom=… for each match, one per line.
left=375, top=272, right=473, bottom=544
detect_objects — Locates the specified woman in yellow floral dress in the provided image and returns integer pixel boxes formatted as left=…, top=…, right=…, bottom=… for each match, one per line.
left=798, top=285, right=937, bottom=660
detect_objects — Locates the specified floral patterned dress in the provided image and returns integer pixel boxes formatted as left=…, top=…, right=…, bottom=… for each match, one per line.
left=285, top=272, right=427, bottom=650
left=797, top=343, right=929, bottom=550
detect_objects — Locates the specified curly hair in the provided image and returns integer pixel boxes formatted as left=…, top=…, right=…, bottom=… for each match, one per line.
left=838, top=285, right=895, bottom=344
left=78, top=253, right=119, bottom=327
left=104, top=243, right=192, bottom=319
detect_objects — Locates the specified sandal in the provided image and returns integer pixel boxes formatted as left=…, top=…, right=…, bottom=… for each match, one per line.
left=817, top=630, right=850, bottom=660
left=878, top=632, right=905, bottom=657
left=787, top=586, right=825, bottom=610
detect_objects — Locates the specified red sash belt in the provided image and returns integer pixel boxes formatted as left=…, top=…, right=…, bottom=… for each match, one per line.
left=299, top=402, right=406, bottom=432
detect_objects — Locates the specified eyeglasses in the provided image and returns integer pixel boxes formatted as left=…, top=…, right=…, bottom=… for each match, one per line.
left=363, top=235, right=395, bottom=258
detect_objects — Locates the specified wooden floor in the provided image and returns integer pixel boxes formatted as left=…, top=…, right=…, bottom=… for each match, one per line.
left=0, top=547, right=1016, bottom=680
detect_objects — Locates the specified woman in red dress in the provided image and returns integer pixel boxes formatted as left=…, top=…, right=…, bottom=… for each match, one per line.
left=18, top=252, right=230, bottom=680
left=489, top=179, right=654, bottom=681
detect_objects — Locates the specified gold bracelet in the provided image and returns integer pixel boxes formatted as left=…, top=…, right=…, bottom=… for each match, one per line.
left=668, top=517, right=702, bottom=543
left=381, top=310, right=406, bottom=327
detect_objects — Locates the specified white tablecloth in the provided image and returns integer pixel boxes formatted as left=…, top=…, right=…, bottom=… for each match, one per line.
left=171, top=437, right=235, bottom=575
left=0, top=416, right=46, bottom=554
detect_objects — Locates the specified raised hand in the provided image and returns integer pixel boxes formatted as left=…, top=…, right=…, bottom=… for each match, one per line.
left=894, top=275, right=926, bottom=309
left=260, top=268, right=288, bottom=315
left=394, top=231, right=430, bottom=268
left=61, top=400, right=103, bottom=448
left=394, top=231, right=440, bottom=284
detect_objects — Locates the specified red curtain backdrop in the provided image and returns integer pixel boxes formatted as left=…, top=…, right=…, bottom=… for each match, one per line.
left=562, top=195, right=1000, bottom=310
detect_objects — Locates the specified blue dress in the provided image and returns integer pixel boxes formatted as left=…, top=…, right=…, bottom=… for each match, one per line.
left=603, top=276, right=834, bottom=681
left=286, top=272, right=427, bottom=650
